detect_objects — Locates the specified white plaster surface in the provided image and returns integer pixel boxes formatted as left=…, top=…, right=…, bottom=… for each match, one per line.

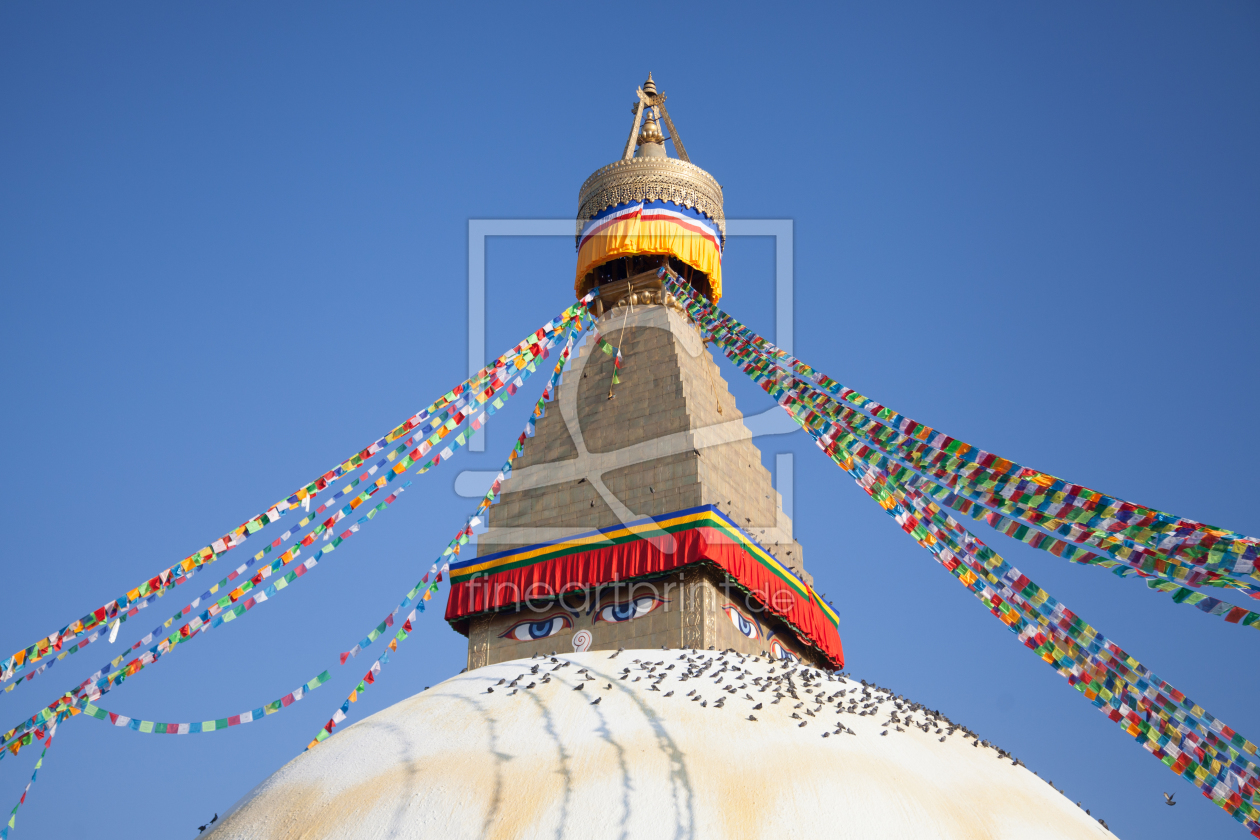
left=207, top=650, right=1117, bottom=840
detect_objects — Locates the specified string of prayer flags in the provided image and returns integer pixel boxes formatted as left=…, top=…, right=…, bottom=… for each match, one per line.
left=1, top=479, right=384, bottom=698
left=0, top=481, right=414, bottom=760
left=0, top=700, right=70, bottom=763
left=591, top=329, right=624, bottom=385
left=78, top=671, right=331, bottom=734
left=592, top=331, right=624, bottom=368
left=896, top=472, right=1260, bottom=629
left=1139, top=577, right=1260, bottom=629
left=663, top=269, right=1260, bottom=832
left=0, top=291, right=610, bottom=833
left=661, top=266, right=1260, bottom=577
left=339, top=580, right=430, bottom=664
left=0, top=295, right=599, bottom=688
left=411, top=334, right=557, bottom=474
left=721, top=319, right=1260, bottom=629
left=8, top=489, right=372, bottom=700
left=761, top=342, right=1260, bottom=826
left=867, top=463, right=1260, bottom=831
left=1, top=627, right=106, bottom=698
left=659, top=269, right=1260, bottom=606
left=69, top=484, right=412, bottom=705
left=309, top=607, right=421, bottom=749
left=2, top=295, right=597, bottom=695
left=310, top=313, right=592, bottom=750
left=422, top=314, right=590, bottom=587
left=0, top=713, right=60, bottom=840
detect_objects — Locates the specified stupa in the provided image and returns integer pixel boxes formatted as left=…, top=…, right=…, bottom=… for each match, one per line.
left=205, top=76, right=1118, bottom=840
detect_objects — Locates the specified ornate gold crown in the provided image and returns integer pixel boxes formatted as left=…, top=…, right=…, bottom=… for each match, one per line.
left=574, top=73, right=725, bottom=245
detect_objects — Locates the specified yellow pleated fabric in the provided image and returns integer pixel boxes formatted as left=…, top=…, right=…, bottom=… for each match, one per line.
left=575, top=217, right=723, bottom=302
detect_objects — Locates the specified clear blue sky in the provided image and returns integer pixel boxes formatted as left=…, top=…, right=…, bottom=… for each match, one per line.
left=1, top=3, right=1257, bottom=838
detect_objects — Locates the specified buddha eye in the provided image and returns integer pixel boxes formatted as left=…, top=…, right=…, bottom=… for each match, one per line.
left=501, top=614, right=572, bottom=641
left=722, top=604, right=759, bottom=640
left=597, top=595, right=662, bottom=623
left=770, top=640, right=800, bottom=663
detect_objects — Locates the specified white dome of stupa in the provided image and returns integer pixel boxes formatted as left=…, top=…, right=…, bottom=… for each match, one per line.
left=207, top=650, right=1116, bottom=839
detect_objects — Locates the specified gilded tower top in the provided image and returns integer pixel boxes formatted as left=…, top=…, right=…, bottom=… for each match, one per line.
left=575, top=75, right=726, bottom=302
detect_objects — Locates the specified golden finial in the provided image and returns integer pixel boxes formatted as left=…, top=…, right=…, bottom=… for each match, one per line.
left=642, top=73, right=657, bottom=98
left=638, top=112, right=665, bottom=147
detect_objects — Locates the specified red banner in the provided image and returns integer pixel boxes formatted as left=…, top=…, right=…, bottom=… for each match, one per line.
left=446, top=507, right=842, bottom=668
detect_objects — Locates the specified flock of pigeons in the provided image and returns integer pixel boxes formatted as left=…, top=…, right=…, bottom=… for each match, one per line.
left=481, top=646, right=1113, bottom=833
left=184, top=645, right=1188, bottom=835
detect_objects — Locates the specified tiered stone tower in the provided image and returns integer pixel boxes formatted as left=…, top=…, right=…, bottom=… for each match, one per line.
left=448, top=75, right=838, bottom=671
left=208, top=75, right=1116, bottom=840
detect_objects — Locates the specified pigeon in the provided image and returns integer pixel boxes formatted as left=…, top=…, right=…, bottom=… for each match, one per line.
left=496, top=679, right=505, bottom=685
left=798, top=721, right=807, bottom=728
left=701, top=701, right=708, bottom=708
left=591, top=697, right=601, bottom=705
left=485, top=688, right=494, bottom=694
left=939, top=736, right=946, bottom=742
left=881, top=730, right=888, bottom=736
left=526, top=682, right=536, bottom=689
left=1163, top=792, right=1177, bottom=806
left=752, top=703, right=762, bottom=711
left=573, top=683, right=584, bottom=691
left=198, top=825, right=208, bottom=834
left=747, top=715, right=758, bottom=721
left=604, top=683, right=612, bottom=689
left=664, top=691, right=674, bottom=697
